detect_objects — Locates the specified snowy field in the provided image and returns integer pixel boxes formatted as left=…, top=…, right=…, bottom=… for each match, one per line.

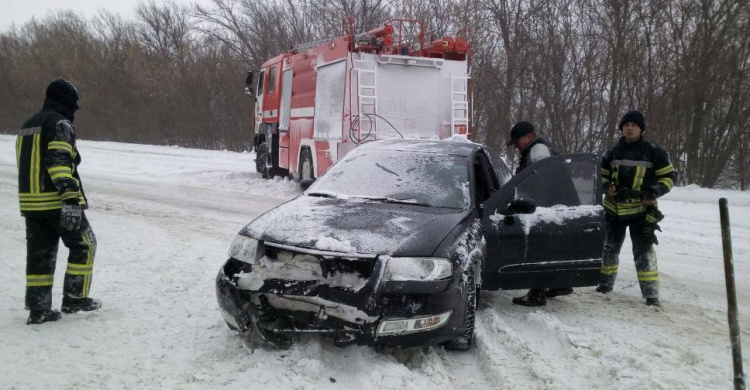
left=0, top=134, right=748, bottom=390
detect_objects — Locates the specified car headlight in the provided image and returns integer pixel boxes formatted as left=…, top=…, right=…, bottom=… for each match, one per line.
left=383, top=257, right=452, bottom=281
left=228, top=235, right=260, bottom=264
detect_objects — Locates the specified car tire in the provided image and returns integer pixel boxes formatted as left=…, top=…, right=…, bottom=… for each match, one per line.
left=224, top=321, right=243, bottom=333
left=298, top=147, right=314, bottom=182
left=444, top=268, right=476, bottom=351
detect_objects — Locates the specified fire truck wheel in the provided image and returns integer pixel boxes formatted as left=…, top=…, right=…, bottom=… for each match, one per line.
left=256, top=142, right=270, bottom=179
left=298, top=148, right=315, bottom=181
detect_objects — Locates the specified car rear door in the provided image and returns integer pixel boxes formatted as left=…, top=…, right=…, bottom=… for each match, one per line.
left=480, top=154, right=604, bottom=290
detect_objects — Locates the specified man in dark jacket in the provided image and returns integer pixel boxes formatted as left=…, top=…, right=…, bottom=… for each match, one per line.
left=16, top=79, right=102, bottom=325
left=508, top=121, right=556, bottom=174
left=506, top=121, right=574, bottom=306
left=596, top=110, right=677, bottom=307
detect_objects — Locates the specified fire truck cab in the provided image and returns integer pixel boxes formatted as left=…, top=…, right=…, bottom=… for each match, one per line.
left=248, top=19, right=471, bottom=181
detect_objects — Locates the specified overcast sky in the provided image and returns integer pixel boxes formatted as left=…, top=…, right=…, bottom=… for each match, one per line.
left=0, top=0, right=214, bottom=30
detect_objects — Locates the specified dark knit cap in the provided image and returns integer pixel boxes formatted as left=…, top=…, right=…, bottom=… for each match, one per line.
left=618, top=110, right=645, bottom=132
left=506, top=121, right=535, bottom=146
left=46, top=79, right=79, bottom=111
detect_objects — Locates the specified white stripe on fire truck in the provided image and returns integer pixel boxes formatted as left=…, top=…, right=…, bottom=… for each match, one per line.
left=290, top=107, right=315, bottom=117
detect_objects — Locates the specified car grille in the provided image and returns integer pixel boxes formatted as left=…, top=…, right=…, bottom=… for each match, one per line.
left=263, top=242, right=377, bottom=288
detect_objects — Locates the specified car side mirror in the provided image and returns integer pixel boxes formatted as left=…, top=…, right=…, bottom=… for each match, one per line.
left=500, top=198, right=537, bottom=215
left=300, top=178, right=315, bottom=191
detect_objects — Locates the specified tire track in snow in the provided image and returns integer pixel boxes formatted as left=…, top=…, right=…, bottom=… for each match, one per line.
left=434, top=333, right=500, bottom=390
left=477, top=283, right=733, bottom=389
left=469, top=293, right=589, bottom=390
left=470, top=289, right=697, bottom=390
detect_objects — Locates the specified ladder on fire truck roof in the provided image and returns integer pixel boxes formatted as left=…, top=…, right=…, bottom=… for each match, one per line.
left=451, top=74, right=469, bottom=136
left=354, top=56, right=378, bottom=141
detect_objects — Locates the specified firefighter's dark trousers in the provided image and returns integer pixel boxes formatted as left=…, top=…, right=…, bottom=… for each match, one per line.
left=598, top=216, right=658, bottom=299
left=25, top=211, right=96, bottom=311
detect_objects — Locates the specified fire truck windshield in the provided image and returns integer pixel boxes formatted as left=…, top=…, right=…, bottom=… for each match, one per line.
left=307, top=150, right=469, bottom=210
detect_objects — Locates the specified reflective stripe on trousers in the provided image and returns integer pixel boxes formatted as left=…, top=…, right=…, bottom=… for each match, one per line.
left=599, top=216, right=659, bottom=299
left=25, top=211, right=97, bottom=311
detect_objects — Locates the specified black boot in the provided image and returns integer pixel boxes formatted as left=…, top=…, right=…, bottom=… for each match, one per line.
left=62, top=297, right=102, bottom=314
left=545, top=287, right=574, bottom=298
left=646, top=298, right=660, bottom=307
left=595, top=284, right=613, bottom=294
left=27, top=310, right=62, bottom=325
left=512, top=289, right=547, bottom=307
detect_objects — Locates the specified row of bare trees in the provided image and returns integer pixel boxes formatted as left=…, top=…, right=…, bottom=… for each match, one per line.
left=0, top=2, right=250, bottom=150
left=1, top=0, right=748, bottom=188
left=470, top=0, right=750, bottom=188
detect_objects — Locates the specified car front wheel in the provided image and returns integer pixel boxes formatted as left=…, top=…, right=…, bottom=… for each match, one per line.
left=444, top=268, right=477, bottom=351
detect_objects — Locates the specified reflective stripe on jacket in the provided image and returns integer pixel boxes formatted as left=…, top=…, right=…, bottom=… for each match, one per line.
left=601, top=137, right=676, bottom=219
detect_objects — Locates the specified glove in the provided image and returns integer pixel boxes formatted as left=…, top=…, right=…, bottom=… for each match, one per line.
left=60, top=204, right=82, bottom=231
left=642, top=190, right=656, bottom=205
left=604, top=183, right=616, bottom=199
left=643, top=223, right=659, bottom=246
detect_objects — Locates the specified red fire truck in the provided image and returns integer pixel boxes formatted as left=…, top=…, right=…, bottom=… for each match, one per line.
left=247, top=18, right=470, bottom=180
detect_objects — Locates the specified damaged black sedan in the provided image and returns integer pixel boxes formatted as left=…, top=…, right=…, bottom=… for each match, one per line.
left=216, top=140, right=605, bottom=350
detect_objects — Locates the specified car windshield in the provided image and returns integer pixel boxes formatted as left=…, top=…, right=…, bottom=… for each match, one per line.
left=307, top=149, right=469, bottom=209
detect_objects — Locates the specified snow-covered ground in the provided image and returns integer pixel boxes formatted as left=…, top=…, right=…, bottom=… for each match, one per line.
left=0, top=134, right=747, bottom=390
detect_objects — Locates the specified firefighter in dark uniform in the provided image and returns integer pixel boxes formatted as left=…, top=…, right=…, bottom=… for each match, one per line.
left=596, top=110, right=677, bottom=307
left=506, top=121, right=574, bottom=306
left=16, top=79, right=102, bottom=325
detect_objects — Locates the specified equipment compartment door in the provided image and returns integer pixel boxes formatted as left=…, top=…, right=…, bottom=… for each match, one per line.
left=279, top=69, right=293, bottom=131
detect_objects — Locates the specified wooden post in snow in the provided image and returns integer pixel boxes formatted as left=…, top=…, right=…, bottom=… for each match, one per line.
left=720, top=198, right=745, bottom=390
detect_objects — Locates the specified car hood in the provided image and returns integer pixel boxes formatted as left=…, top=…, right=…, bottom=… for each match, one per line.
left=241, top=195, right=468, bottom=256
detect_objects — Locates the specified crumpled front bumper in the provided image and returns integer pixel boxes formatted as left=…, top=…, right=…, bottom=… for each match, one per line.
left=215, top=257, right=467, bottom=347
left=216, top=260, right=253, bottom=332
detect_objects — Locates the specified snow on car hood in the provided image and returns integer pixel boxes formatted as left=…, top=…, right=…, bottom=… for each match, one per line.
left=242, top=195, right=467, bottom=256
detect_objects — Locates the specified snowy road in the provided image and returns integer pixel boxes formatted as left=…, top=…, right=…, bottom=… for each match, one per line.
left=0, top=134, right=748, bottom=389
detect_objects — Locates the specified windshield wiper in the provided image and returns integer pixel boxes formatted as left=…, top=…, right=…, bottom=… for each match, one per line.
left=353, top=196, right=432, bottom=207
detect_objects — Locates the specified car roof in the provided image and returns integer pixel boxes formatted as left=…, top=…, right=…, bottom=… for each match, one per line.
left=356, top=139, right=481, bottom=157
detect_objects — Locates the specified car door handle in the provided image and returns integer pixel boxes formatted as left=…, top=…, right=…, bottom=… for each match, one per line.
left=582, top=223, right=600, bottom=232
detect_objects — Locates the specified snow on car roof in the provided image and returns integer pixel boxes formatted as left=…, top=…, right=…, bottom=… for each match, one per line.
left=356, top=139, right=480, bottom=157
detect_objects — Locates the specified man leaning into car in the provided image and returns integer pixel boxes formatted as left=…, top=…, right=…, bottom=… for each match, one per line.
left=506, top=121, right=574, bottom=307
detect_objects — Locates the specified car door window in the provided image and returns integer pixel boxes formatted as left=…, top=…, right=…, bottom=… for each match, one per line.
left=567, top=157, right=599, bottom=205
left=513, top=156, right=596, bottom=207
left=479, top=151, right=500, bottom=190
left=472, top=153, right=496, bottom=205
left=483, top=147, right=512, bottom=187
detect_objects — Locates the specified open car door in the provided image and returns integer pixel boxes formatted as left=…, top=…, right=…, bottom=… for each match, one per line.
left=481, top=154, right=604, bottom=290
